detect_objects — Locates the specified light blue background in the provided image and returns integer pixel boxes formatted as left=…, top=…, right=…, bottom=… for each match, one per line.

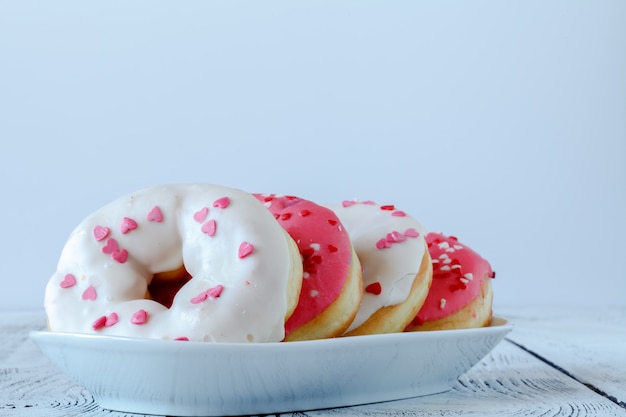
left=1, top=1, right=624, bottom=311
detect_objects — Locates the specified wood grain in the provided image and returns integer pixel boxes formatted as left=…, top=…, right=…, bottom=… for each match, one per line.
left=1, top=310, right=624, bottom=417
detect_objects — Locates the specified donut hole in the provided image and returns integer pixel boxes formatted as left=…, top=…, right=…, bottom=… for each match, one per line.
left=147, top=265, right=192, bottom=308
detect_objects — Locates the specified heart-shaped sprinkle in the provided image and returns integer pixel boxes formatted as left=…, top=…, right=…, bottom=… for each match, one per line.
left=404, top=228, right=420, bottom=238
left=327, top=219, right=338, bottom=226
left=201, top=219, right=217, bottom=236
left=238, top=242, right=254, bottom=259
left=60, top=273, right=76, bottom=288
left=386, top=231, right=406, bottom=243
left=299, top=209, right=311, bottom=217
left=193, top=207, right=209, bottom=223
left=105, top=312, right=119, bottom=327
left=101, top=238, right=119, bottom=254
left=391, top=210, right=406, bottom=217
left=190, top=285, right=224, bottom=304
left=206, top=284, right=224, bottom=299
left=327, top=244, right=338, bottom=253
left=120, top=217, right=138, bottom=234
left=112, top=249, right=129, bottom=264
left=82, top=285, right=97, bottom=301
left=376, top=238, right=392, bottom=250
left=92, top=315, right=107, bottom=330
left=365, top=282, right=382, bottom=295
left=131, top=309, right=148, bottom=325
left=93, top=226, right=110, bottom=242
left=380, top=205, right=395, bottom=211
left=342, top=200, right=357, bottom=208
left=213, top=196, right=230, bottom=209
left=147, top=206, right=163, bottom=222
left=174, top=337, right=189, bottom=341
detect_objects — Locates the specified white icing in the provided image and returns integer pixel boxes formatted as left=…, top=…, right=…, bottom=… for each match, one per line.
left=327, top=202, right=427, bottom=332
left=45, top=183, right=299, bottom=342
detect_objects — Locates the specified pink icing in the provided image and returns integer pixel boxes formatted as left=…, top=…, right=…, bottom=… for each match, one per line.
left=409, top=232, right=494, bottom=326
left=253, top=194, right=352, bottom=337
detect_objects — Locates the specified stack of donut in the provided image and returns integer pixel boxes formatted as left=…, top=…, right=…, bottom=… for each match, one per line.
left=45, top=183, right=495, bottom=343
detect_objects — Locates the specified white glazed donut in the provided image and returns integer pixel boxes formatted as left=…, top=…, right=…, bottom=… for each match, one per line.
left=328, top=200, right=432, bottom=336
left=45, top=184, right=303, bottom=342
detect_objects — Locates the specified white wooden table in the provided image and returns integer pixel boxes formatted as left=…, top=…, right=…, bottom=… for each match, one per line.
left=1, top=307, right=624, bottom=416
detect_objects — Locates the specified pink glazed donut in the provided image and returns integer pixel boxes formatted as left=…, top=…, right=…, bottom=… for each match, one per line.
left=45, top=184, right=303, bottom=342
left=254, top=194, right=363, bottom=341
left=405, top=232, right=495, bottom=331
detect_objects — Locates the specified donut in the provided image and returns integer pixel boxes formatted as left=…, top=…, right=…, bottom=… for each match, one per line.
left=327, top=200, right=432, bottom=336
left=44, top=184, right=303, bottom=342
left=254, top=194, right=363, bottom=341
left=405, top=232, right=495, bottom=331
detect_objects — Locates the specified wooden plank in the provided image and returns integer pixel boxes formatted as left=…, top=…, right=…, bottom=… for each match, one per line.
left=1, top=311, right=624, bottom=416
left=501, top=306, right=626, bottom=409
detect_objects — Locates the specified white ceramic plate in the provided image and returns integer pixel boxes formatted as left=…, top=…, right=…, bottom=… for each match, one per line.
left=30, top=317, right=511, bottom=416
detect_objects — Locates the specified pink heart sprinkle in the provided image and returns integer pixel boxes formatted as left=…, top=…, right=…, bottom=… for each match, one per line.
left=147, top=206, right=163, bottom=222
left=206, top=284, right=224, bottom=299
left=342, top=200, right=357, bottom=208
left=201, top=219, right=217, bottom=236
left=238, top=242, right=254, bottom=258
left=190, top=292, right=208, bottom=304
left=391, top=210, right=406, bottom=217
left=174, top=337, right=189, bottom=341
left=131, top=309, right=148, bottom=325
left=92, top=315, right=107, bottom=330
left=112, top=249, right=129, bottom=264
left=105, top=312, right=119, bottom=327
left=190, top=285, right=224, bottom=304
left=386, top=231, right=406, bottom=243
left=193, top=207, right=209, bottom=223
left=120, top=217, right=138, bottom=234
left=82, top=285, right=97, bottom=301
left=93, top=225, right=110, bottom=242
left=213, top=196, right=230, bottom=209
left=375, top=238, right=392, bottom=250
left=60, top=273, right=76, bottom=288
left=101, top=238, right=119, bottom=254
left=404, top=228, right=420, bottom=238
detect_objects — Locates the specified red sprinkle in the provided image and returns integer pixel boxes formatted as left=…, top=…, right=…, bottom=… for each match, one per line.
left=201, top=219, right=217, bottom=236
left=365, top=282, right=382, bottom=295
left=299, top=209, right=311, bottom=217
left=328, top=219, right=338, bottom=226
left=92, top=316, right=107, bottom=330
left=93, top=226, right=110, bottom=242
left=147, top=206, right=164, bottom=222
left=120, top=217, right=138, bottom=234
left=60, top=273, right=76, bottom=288
left=281, top=212, right=292, bottom=221
left=380, top=205, right=395, bottom=211
left=327, top=244, right=338, bottom=253
left=238, top=242, right=254, bottom=258
left=174, top=337, right=189, bottom=341
left=131, top=309, right=148, bottom=325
